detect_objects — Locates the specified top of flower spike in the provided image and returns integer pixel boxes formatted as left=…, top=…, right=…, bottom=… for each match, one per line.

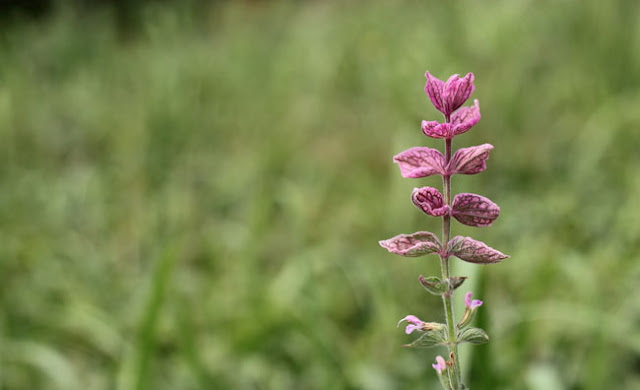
left=424, top=72, right=475, bottom=117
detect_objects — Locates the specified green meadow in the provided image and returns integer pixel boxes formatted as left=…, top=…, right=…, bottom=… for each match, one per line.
left=2, top=1, right=640, bottom=389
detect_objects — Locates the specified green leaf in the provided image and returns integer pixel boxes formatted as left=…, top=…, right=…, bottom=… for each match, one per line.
left=457, top=327, right=489, bottom=345
left=404, top=326, right=447, bottom=349
left=449, top=276, right=468, bottom=290
left=419, top=275, right=468, bottom=296
left=418, top=275, right=446, bottom=295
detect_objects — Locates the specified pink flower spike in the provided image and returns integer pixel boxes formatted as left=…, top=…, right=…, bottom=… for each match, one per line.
left=451, top=99, right=481, bottom=136
left=393, top=147, right=446, bottom=179
left=432, top=356, right=447, bottom=374
left=425, top=72, right=475, bottom=117
left=451, top=193, right=500, bottom=227
left=448, top=143, right=494, bottom=175
left=465, top=291, right=483, bottom=309
left=421, top=120, right=453, bottom=139
left=412, top=187, right=450, bottom=217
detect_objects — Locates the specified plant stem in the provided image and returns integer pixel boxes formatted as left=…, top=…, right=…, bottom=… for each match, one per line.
left=440, top=131, right=463, bottom=389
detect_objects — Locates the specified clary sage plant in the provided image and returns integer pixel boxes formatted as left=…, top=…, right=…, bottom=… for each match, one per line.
left=379, top=72, right=508, bottom=390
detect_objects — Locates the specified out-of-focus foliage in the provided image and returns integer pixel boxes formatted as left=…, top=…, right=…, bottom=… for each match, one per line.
left=2, top=1, right=640, bottom=389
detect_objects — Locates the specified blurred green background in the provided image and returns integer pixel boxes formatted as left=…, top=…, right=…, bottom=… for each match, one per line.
left=2, top=0, right=640, bottom=389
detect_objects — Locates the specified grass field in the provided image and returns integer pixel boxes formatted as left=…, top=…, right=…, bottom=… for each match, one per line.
left=2, top=1, right=640, bottom=389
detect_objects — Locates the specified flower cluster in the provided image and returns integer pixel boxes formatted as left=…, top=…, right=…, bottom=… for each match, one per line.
left=378, top=72, right=508, bottom=389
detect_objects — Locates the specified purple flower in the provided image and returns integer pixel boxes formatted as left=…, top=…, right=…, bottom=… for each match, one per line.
left=464, top=291, right=483, bottom=310
left=432, top=356, right=447, bottom=374
left=398, top=315, right=424, bottom=334
left=424, top=72, right=475, bottom=117
left=397, top=315, right=444, bottom=334
left=458, top=291, right=484, bottom=329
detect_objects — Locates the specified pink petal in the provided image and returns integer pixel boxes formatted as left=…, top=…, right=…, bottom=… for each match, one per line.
left=451, top=193, right=500, bottom=227
left=405, top=324, right=420, bottom=334
left=379, top=231, right=441, bottom=257
left=451, top=99, right=481, bottom=136
left=397, top=315, right=422, bottom=327
left=447, top=236, right=509, bottom=264
left=393, top=147, right=446, bottom=178
left=464, top=292, right=483, bottom=309
left=464, top=291, right=473, bottom=307
left=448, top=144, right=493, bottom=175
left=424, top=72, right=446, bottom=114
left=421, top=120, right=453, bottom=139
left=442, top=73, right=475, bottom=116
left=432, top=356, right=447, bottom=373
left=412, top=187, right=449, bottom=217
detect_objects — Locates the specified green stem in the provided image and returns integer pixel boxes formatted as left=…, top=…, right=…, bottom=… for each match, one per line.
left=440, top=133, right=463, bottom=389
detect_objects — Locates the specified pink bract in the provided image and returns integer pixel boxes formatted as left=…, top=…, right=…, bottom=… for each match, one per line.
left=422, top=100, right=481, bottom=140
left=447, top=236, right=509, bottom=264
left=393, top=147, right=446, bottom=178
left=450, top=99, right=481, bottom=136
left=448, top=144, right=493, bottom=175
left=451, top=193, right=500, bottom=227
left=379, top=231, right=441, bottom=257
left=424, top=72, right=475, bottom=117
left=421, top=121, right=453, bottom=139
left=412, top=187, right=450, bottom=217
